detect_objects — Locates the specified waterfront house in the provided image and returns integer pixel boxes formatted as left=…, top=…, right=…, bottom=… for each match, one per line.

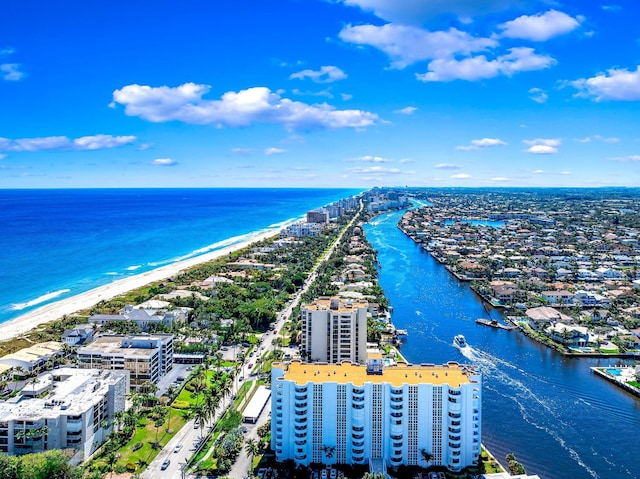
left=548, top=323, right=590, bottom=346
left=525, top=307, right=572, bottom=331
left=541, top=290, right=575, bottom=306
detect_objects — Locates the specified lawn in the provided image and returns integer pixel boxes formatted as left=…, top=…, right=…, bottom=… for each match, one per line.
left=108, top=407, right=189, bottom=474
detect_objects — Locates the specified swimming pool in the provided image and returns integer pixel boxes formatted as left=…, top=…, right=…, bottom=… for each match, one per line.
left=606, top=368, right=622, bottom=376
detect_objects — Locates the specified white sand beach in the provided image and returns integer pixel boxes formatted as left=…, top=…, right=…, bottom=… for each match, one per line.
left=0, top=229, right=279, bottom=341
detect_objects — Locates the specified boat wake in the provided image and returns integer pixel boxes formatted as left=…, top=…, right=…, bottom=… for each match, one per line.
left=463, top=344, right=600, bottom=479
left=11, top=289, right=71, bottom=311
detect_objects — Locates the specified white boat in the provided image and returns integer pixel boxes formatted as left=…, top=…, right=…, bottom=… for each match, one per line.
left=395, top=329, right=408, bottom=338
left=454, top=335, right=467, bottom=348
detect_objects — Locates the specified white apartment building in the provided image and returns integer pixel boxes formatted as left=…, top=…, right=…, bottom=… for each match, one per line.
left=77, top=334, right=173, bottom=391
left=301, top=297, right=368, bottom=365
left=280, top=222, right=323, bottom=238
left=0, top=367, right=127, bottom=460
left=271, top=359, right=481, bottom=472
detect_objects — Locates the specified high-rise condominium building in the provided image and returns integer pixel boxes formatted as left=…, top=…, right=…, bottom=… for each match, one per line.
left=271, top=359, right=481, bottom=472
left=301, top=297, right=368, bottom=365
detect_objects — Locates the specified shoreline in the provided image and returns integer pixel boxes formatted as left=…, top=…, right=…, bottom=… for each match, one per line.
left=0, top=228, right=282, bottom=342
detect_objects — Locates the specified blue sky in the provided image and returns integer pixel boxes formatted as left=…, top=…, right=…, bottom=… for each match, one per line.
left=1, top=0, right=640, bottom=188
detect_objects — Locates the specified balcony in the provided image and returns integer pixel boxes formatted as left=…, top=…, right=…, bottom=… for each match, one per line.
left=448, top=435, right=461, bottom=441
left=352, top=440, right=365, bottom=447
left=352, top=433, right=365, bottom=440
left=295, top=394, right=308, bottom=401
left=391, top=412, right=402, bottom=418
left=295, top=439, right=307, bottom=446
left=352, top=426, right=364, bottom=432
left=295, top=417, right=307, bottom=424
left=448, top=427, right=460, bottom=434
left=295, top=402, right=307, bottom=409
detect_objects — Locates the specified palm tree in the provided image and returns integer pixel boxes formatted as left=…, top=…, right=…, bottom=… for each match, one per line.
left=191, top=403, right=207, bottom=438
left=420, top=448, right=433, bottom=466
left=245, top=438, right=261, bottom=467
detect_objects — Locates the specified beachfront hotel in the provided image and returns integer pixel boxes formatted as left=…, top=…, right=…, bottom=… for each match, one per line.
left=76, top=334, right=173, bottom=391
left=271, top=359, right=481, bottom=473
left=301, top=297, right=368, bottom=365
left=0, top=367, right=127, bottom=460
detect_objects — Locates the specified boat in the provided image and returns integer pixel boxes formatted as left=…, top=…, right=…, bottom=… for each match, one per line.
left=395, top=329, right=408, bottom=338
left=454, top=334, right=467, bottom=348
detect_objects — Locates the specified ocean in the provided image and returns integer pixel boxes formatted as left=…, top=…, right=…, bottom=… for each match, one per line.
left=0, top=188, right=361, bottom=325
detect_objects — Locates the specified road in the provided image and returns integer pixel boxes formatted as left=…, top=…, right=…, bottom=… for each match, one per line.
left=142, top=202, right=362, bottom=479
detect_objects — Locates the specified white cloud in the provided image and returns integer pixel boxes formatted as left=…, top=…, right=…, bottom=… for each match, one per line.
left=346, top=155, right=393, bottom=163
left=394, top=106, right=417, bottom=115
left=528, top=145, right=557, bottom=154
left=435, top=163, right=462, bottom=169
left=499, top=10, right=580, bottom=42
left=339, top=24, right=496, bottom=69
left=528, top=87, right=548, bottom=103
left=290, top=65, right=347, bottom=83
left=112, top=83, right=380, bottom=130
left=345, top=166, right=404, bottom=174
left=265, top=147, right=287, bottom=155
left=570, top=65, right=640, bottom=101
left=491, top=177, right=510, bottom=181
left=418, top=47, right=556, bottom=82
left=457, top=137, right=507, bottom=150
left=524, top=138, right=561, bottom=154
left=341, top=93, right=353, bottom=101
left=601, top=5, right=622, bottom=12
left=399, top=158, right=415, bottom=163
left=574, top=137, right=591, bottom=143
left=0, top=134, right=136, bottom=152
left=231, top=148, right=253, bottom=156
left=1, top=63, right=26, bottom=81
left=609, top=155, right=640, bottom=163
left=0, top=153, right=6, bottom=160
left=152, top=158, right=177, bottom=166
left=533, top=169, right=545, bottom=173
left=341, top=0, right=521, bottom=24
left=560, top=170, right=572, bottom=175
left=451, top=173, right=472, bottom=179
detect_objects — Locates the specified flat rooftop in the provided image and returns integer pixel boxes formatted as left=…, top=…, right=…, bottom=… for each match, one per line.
left=274, top=360, right=477, bottom=387
left=302, top=297, right=368, bottom=313
left=78, top=336, right=163, bottom=357
left=0, top=367, right=127, bottom=420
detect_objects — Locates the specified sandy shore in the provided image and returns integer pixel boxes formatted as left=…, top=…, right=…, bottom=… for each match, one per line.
left=0, top=229, right=280, bottom=341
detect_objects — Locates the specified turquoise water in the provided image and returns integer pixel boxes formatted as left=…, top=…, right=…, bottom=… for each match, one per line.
left=606, top=368, right=622, bottom=376
left=0, top=188, right=361, bottom=324
left=365, top=209, right=640, bottom=479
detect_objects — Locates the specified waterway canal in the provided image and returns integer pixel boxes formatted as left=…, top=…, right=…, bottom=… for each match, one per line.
left=364, top=209, right=640, bottom=479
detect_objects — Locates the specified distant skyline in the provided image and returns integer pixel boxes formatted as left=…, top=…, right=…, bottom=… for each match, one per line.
left=2, top=0, right=640, bottom=188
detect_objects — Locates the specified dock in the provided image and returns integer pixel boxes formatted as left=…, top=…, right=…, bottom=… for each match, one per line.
left=475, top=318, right=517, bottom=330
